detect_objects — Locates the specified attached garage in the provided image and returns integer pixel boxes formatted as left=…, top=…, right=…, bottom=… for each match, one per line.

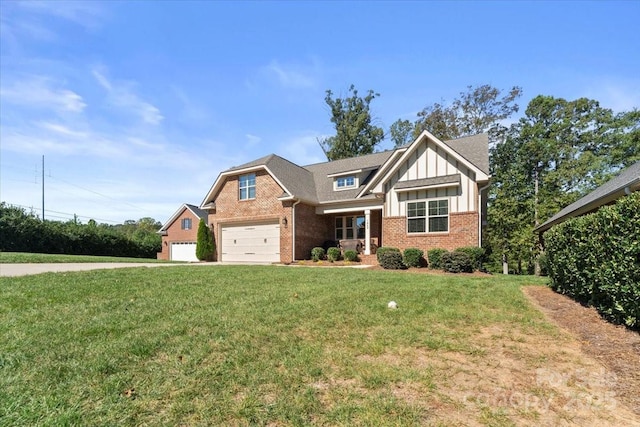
left=170, top=242, right=198, bottom=262
left=220, top=222, right=280, bottom=263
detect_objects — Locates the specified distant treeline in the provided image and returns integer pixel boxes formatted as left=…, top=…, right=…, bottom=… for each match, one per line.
left=0, top=203, right=162, bottom=258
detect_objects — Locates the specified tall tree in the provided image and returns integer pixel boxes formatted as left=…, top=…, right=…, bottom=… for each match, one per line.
left=414, top=84, right=523, bottom=141
left=318, top=84, right=384, bottom=161
left=486, top=95, right=638, bottom=274
left=389, top=118, right=415, bottom=147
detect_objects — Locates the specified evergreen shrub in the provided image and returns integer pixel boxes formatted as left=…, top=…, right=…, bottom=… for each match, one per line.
left=441, top=251, right=473, bottom=273
left=311, top=247, right=325, bottom=262
left=403, top=247, right=425, bottom=268
left=427, top=248, right=448, bottom=270
left=379, top=251, right=406, bottom=270
left=327, top=247, right=341, bottom=262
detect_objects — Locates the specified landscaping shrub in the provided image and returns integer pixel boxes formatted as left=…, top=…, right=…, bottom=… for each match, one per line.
left=379, top=251, right=406, bottom=270
left=376, top=247, right=400, bottom=263
left=343, top=249, right=358, bottom=262
left=441, top=251, right=473, bottom=273
left=427, top=248, right=448, bottom=270
left=403, top=247, right=425, bottom=268
left=311, top=247, right=325, bottom=262
left=545, top=192, right=640, bottom=329
left=454, top=246, right=485, bottom=271
left=196, top=218, right=215, bottom=261
left=327, top=247, right=341, bottom=262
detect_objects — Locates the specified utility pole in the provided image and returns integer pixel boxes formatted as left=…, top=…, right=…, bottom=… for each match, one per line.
left=42, top=155, right=45, bottom=221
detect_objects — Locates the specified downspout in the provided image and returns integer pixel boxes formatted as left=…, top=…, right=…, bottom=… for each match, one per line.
left=478, top=182, right=490, bottom=247
left=291, top=199, right=301, bottom=262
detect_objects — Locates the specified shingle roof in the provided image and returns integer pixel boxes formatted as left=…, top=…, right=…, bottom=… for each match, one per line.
left=395, top=174, right=461, bottom=190
left=211, top=133, right=488, bottom=206
left=443, top=133, right=489, bottom=174
left=303, top=151, right=395, bottom=203
left=185, top=204, right=208, bottom=221
left=536, top=161, right=640, bottom=233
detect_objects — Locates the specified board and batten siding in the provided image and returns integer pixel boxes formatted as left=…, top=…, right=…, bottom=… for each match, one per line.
left=384, top=140, right=478, bottom=217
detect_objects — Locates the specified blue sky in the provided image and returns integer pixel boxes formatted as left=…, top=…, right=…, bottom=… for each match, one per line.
left=1, top=1, right=638, bottom=224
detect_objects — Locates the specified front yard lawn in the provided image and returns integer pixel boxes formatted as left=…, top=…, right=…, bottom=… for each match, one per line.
left=0, top=252, right=172, bottom=264
left=1, top=266, right=636, bottom=425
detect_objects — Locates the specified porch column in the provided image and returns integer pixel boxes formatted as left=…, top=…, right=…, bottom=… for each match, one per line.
left=364, top=209, right=371, bottom=255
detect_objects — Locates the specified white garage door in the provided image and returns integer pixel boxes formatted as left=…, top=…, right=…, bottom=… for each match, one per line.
left=221, top=222, right=280, bottom=263
left=170, top=242, right=198, bottom=262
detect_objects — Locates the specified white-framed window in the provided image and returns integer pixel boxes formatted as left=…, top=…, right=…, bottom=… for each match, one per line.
left=335, top=215, right=365, bottom=240
left=335, top=175, right=357, bottom=190
left=239, top=173, right=256, bottom=200
left=407, top=199, right=449, bottom=233
left=181, top=218, right=192, bottom=230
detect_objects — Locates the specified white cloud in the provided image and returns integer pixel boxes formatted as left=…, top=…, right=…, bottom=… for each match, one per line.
left=16, top=1, right=106, bottom=30
left=262, top=59, right=320, bottom=89
left=278, top=133, right=327, bottom=166
left=0, top=76, right=87, bottom=113
left=246, top=134, right=262, bottom=145
left=92, top=66, right=164, bottom=125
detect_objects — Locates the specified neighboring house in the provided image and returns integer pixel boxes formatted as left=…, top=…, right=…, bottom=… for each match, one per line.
left=536, top=160, right=640, bottom=234
left=158, top=130, right=490, bottom=263
left=157, top=203, right=208, bottom=261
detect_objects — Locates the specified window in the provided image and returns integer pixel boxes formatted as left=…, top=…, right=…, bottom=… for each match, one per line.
left=335, top=175, right=356, bottom=190
left=181, top=218, right=192, bottom=230
left=335, top=216, right=365, bottom=240
left=239, top=173, right=256, bottom=200
left=407, top=199, right=449, bottom=233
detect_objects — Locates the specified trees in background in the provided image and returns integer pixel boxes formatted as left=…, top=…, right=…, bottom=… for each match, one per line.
left=487, top=95, right=640, bottom=274
left=319, top=84, right=385, bottom=161
left=0, top=203, right=162, bottom=258
left=392, top=84, right=523, bottom=144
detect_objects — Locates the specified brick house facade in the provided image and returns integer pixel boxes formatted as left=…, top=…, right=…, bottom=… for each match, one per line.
left=158, top=131, right=490, bottom=263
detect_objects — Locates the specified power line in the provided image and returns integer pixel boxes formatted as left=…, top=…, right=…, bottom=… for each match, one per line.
left=9, top=203, right=121, bottom=224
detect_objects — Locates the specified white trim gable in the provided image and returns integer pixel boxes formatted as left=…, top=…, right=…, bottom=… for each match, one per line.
left=200, top=165, right=293, bottom=208
left=365, top=130, right=489, bottom=196
left=158, top=203, right=204, bottom=234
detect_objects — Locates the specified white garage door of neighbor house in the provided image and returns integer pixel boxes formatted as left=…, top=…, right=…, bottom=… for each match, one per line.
left=170, top=242, right=198, bottom=262
left=221, top=222, right=280, bottom=263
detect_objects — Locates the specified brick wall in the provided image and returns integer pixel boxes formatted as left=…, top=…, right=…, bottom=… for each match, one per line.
left=157, top=208, right=201, bottom=260
left=294, top=203, right=333, bottom=260
left=207, top=170, right=292, bottom=262
left=382, top=211, right=479, bottom=253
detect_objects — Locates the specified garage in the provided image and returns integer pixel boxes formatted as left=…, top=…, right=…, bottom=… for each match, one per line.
left=170, top=242, right=198, bottom=262
left=220, top=222, right=280, bottom=263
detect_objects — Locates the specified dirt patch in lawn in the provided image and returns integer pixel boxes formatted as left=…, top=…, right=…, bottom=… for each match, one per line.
left=523, top=285, right=640, bottom=417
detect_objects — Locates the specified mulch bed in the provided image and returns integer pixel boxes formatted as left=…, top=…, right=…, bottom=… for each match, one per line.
left=523, top=286, right=640, bottom=416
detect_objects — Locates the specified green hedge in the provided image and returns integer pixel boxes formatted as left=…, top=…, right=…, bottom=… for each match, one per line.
left=0, top=203, right=160, bottom=258
left=403, top=248, right=425, bottom=268
left=379, top=251, right=406, bottom=270
left=545, top=192, right=640, bottom=329
left=454, top=246, right=485, bottom=271
left=311, top=247, right=325, bottom=262
left=327, top=247, right=341, bottom=262
left=441, top=251, right=473, bottom=273
left=376, top=247, right=400, bottom=263
left=427, top=248, right=448, bottom=270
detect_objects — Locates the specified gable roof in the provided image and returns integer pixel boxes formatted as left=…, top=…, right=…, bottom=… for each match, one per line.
left=360, top=130, right=490, bottom=197
left=443, top=133, right=490, bottom=175
left=536, top=161, right=640, bottom=233
left=200, top=132, right=489, bottom=208
left=158, top=203, right=208, bottom=234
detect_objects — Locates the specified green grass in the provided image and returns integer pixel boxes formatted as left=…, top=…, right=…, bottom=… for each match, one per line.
left=0, top=266, right=548, bottom=426
left=0, top=252, right=173, bottom=264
